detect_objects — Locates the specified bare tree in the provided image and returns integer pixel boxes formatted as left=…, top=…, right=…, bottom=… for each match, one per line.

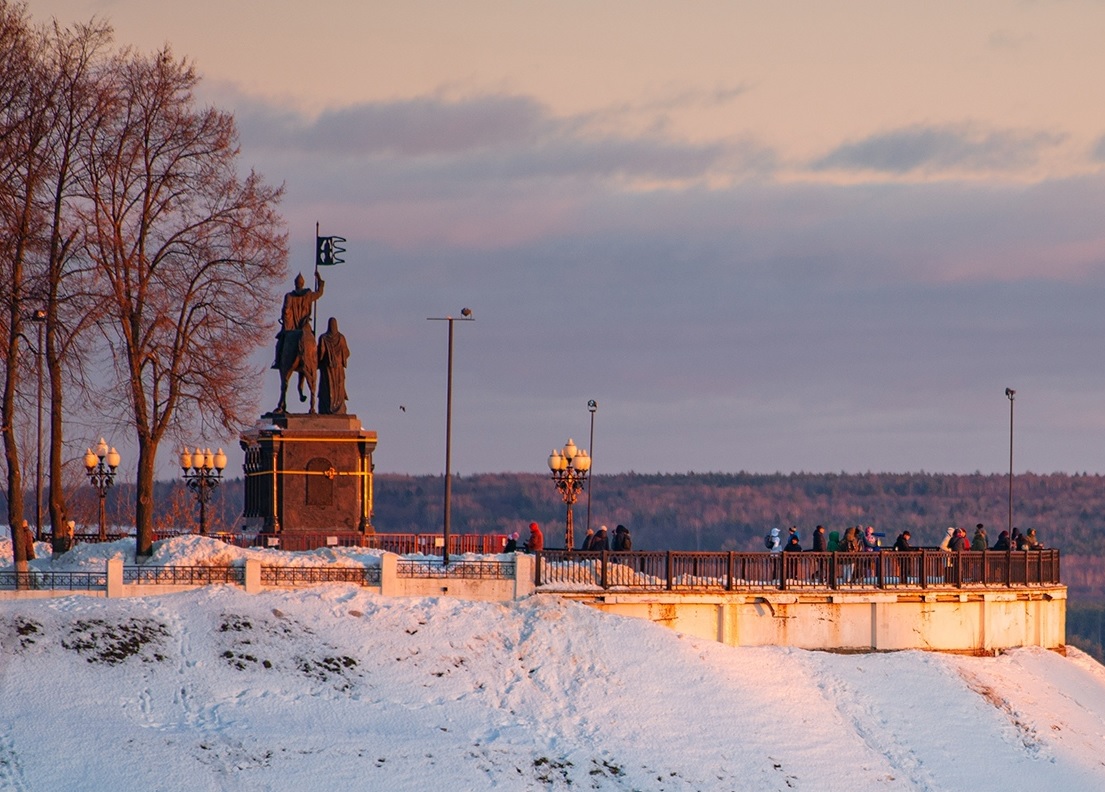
left=0, top=1, right=46, bottom=574
left=79, top=47, right=286, bottom=556
left=37, top=18, right=114, bottom=553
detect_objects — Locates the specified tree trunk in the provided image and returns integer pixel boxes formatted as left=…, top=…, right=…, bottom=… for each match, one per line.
left=134, top=436, right=158, bottom=557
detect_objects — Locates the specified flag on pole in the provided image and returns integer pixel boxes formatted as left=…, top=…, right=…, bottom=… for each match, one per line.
left=316, top=235, right=346, bottom=267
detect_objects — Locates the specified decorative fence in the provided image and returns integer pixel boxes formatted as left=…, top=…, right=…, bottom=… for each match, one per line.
left=260, top=566, right=383, bottom=587
left=535, top=549, right=1062, bottom=592
left=0, top=570, right=107, bottom=591
left=396, top=558, right=515, bottom=579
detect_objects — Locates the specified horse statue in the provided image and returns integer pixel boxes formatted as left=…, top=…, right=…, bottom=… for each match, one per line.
left=275, top=315, right=317, bottom=413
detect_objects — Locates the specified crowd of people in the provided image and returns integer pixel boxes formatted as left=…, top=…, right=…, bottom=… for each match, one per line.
left=503, top=521, right=634, bottom=553
left=763, top=523, right=1046, bottom=553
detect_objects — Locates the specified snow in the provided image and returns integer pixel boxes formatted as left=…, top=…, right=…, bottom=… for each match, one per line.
left=3, top=536, right=1105, bottom=791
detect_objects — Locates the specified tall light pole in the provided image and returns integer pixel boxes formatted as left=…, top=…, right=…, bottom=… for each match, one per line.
left=181, top=447, right=228, bottom=535
left=585, top=400, right=597, bottom=535
left=83, top=438, right=120, bottom=541
left=1006, top=387, right=1015, bottom=535
left=29, top=308, right=46, bottom=540
left=428, top=308, right=473, bottom=565
left=548, top=438, right=592, bottom=550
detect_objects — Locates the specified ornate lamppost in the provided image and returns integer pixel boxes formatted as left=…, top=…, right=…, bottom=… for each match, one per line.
left=181, top=447, right=228, bottom=535
left=547, top=438, right=592, bottom=550
left=83, top=438, right=120, bottom=541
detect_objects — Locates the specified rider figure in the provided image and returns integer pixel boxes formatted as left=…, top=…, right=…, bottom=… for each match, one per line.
left=272, top=272, right=325, bottom=369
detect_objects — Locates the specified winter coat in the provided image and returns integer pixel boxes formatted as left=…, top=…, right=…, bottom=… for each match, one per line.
left=827, top=531, right=840, bottom=552
left=992, top=531, right=1011, bottom=551
left=591, top=529, right=609, bottom=551
left=783, top=535, right=802, bottom=552
left=525, top=525, right=544, bottom=553
left=949, top=533, right=968, bottom=552
left=939, top=527, right=956, bottom=551
left=971, top=529, right=988, bottom=551
left=893, top=533, right=912, bottom=551
left=812, top=528, right=827, bottom=552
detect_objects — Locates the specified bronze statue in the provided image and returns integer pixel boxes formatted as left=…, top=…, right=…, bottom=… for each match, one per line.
left=272, top=272, right=324, bottom=369
left=317, top=316, right=350, bottom=415
left=273, top=273, right=323, bottom=413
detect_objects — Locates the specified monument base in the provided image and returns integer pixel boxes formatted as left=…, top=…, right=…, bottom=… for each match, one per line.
left=239, top=412, right=377, bottom=534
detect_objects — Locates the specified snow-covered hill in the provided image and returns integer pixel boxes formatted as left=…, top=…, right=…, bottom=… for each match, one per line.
left=2, top=537, right=1105, bottom=791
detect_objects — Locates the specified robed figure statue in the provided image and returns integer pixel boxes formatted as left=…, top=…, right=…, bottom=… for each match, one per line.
left=317, top=316, right=350, bottom=415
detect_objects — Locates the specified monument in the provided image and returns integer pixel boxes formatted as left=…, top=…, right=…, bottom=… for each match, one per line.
left=240, top=234, right=377, bottom=539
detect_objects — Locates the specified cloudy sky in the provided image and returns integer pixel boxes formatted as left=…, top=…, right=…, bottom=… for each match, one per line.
left=32, top=1, right=1105, bottom=476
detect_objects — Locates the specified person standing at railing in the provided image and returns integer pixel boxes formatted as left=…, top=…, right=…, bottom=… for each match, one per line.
left=812, top=525, right=827, bottom=552
left=1020, top=528, right=1043, bottom=550
left=893, top=530, right=913, bottom=583
left=524, top=522, right=544, bottom=553
left=612, top=524, right=632, bottom=551
left=992, top=530, right=1011, bottom=551
left=579, top=527, right=594, bottom=551
left=504, top=532, right=519, bottom=553
left=591, top=525, right=610, bottom=551
left=971, top=524, right=988, bottom=551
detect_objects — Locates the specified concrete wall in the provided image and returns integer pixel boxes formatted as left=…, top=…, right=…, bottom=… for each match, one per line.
left=9, top=555, right=535, bottom=602
left=567, top=588, right=1067, bottom=653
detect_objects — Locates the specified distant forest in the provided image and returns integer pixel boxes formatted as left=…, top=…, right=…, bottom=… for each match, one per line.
left=11, top=469, right=1105, bottom=659
left=49, top=469, right=1104, bottom=597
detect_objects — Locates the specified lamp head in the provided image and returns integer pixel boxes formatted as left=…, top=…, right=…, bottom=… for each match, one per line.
left=460, top=307, right=472, bottom=318
left=1006, top=388, right=1016, bottom=399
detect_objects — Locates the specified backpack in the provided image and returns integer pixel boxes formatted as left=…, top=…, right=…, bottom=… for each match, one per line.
left=764, top=533, right=774, bottom=549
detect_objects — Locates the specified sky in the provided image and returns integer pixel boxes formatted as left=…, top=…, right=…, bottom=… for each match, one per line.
left=4, top=534, right=1105, bottom=790
left=25, top=1, right=1105, bottom=477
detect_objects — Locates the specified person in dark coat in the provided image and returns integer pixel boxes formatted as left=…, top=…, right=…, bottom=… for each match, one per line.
left=591, top=525, right=610, bottom=551
left=892, top=530, right=913, bottom=582
left=612, top=525, right=632, bottom=551
left=1020, top=528, right=1042, bottom=550
left=812, top=525, right=827, bottom=552
left=992, top=530, right=1011, bottom=551
left=971, top=524, right=988, bottom=551
left=579, top=528, right=594, bottom=551
left=949, top=527, right=968, bottom=552
left=504, top=532, right=519, bottom=553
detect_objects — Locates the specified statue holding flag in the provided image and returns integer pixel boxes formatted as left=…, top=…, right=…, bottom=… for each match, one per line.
left=272, top=272, right=324, bottom=370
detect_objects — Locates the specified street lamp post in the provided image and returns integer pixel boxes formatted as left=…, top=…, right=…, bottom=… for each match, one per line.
left=585, top=400, right=597, bottom=535
left=1006, top=387, right=1016, bottom=535
left=181, top=447, right=228, bottom=535
left=547, top=438, right=592, bottom=550
left=83, top=438, right=120, bottom=541
left=428, top=308, right=473, bottom=565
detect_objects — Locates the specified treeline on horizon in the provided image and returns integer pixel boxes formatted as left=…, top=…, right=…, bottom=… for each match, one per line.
left=46, top=469, right=1105, bottom=557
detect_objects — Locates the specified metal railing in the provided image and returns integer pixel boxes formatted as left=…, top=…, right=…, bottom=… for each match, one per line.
left=122, top=565, right=245, bottom=586
left=0, top=570, right=107, bottom=591
left=534, top=549, right=1062, bottom=592
left=396, top=558, right=515, bottom=580
left=260, top=566, right=382, bottom=586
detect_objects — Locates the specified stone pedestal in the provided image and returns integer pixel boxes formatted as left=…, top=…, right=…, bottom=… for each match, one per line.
left=239, top=413, right=377, bottom=534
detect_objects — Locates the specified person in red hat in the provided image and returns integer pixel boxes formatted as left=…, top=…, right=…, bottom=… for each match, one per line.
left=525, top=521, right=544, bottom=553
